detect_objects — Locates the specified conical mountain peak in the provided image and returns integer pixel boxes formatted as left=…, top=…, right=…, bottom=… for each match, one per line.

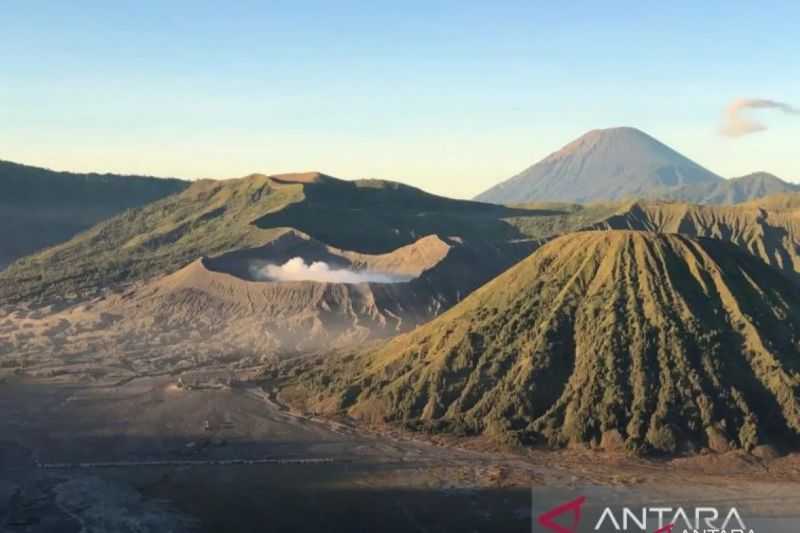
left=476, top=128, right=722, bottom=204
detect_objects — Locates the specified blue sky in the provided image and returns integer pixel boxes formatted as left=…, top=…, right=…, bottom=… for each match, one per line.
left=1, top=1, right=798, bottom=198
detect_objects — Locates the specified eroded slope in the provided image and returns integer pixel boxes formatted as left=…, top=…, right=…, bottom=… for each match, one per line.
left=591, top=199, right=800, bottom=282
left=286, top=231, right=800, bottom=454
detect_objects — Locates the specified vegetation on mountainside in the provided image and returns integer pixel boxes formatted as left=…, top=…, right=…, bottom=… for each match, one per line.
left=252, top=178, right=618, bottom=252
left=0, top=172, right=613, bottom=303
left=0, top=175, right=293, bottom=302
left=504, top=202, right=622, bottom=239
left=0, top=159, right=188, bottom=268
left=284, top=231, right=800, bottom=455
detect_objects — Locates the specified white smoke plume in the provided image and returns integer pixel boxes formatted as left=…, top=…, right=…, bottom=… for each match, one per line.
left=253, top=257, right=410, bottom=284
left=721, top=98, right=799, bottom=138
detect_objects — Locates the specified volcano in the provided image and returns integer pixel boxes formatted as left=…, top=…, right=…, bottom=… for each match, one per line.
left=475, top=127, right=722, bottom=204
left=288, top=230, right=800, bottom=454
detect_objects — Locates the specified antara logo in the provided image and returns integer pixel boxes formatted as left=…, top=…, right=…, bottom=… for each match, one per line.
left=537, top=496, right=753, bottom=533
left=537, top=496, right=586, bottom=533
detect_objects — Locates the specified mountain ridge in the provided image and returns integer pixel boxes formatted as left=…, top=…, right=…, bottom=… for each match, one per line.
left=0, top=159, right=189, bottom=269
left=652, top=172, right=800, bottom=204
left=1, top=171, right=586, bottom=304
left=587, top=197, right=800, bottom=283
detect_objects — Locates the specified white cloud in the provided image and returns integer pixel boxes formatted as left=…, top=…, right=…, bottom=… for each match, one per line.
left=252, top=257, right=409, bottom=284
left=721, top=98, right=799, bottom=138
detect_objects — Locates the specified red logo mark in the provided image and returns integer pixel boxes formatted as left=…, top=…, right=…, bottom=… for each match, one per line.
left=537, top=496, right=586, bottom=533
left=538, top=498, right=675, bottom=533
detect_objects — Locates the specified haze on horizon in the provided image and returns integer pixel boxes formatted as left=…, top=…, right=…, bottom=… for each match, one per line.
left=1, top=1, right=798, bottom=199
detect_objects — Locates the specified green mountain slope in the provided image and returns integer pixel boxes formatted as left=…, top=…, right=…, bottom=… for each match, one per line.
left=0, top=172, right=615, bottom=303
left=285, top=231, right=800, bottom=454
left=0, top=159, right=188, bottom=268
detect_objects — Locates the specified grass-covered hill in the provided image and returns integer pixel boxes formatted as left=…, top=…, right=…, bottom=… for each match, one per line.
left=0, top=159, right=188, bottom=268
left=284, top=231, right=800, bottom=455
left=0, top=171, right=614, bottom=303
left=252, top=174, right=620, bottom=253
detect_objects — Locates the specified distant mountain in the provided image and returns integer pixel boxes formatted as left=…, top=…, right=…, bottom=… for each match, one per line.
left=2, top=171, right=596, bottom=303
left=286, top=231, right=800, bottom=454
left=0, top=159, right=188, bottom=269
left=475, top=127, right=723, bottom=204
left=655, top=172, right=800, bottom=204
